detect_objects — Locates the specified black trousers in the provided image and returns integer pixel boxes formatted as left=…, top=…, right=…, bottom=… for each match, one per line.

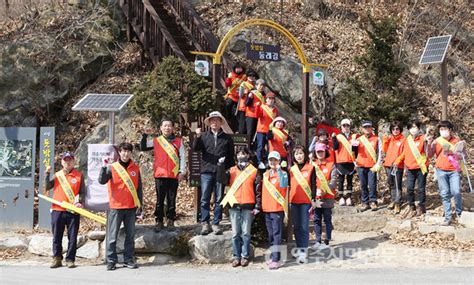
left=237, top=111, right=247, bottom=134
left=51, top=210, right=80, bottom=261
left=154, top=178, right=179, bottom=223
left=245, top=117, right=258, bottom=144
left=224, top=98, right=238, bottom=132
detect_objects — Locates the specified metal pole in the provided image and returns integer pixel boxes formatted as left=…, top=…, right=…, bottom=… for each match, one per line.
left=440, top=59, right=448, bottom=120
left=302, top=71, right=310, bottom=149
left=108, top=112, right=115, bottom=144
left=213, top=63, right=223, bottom=108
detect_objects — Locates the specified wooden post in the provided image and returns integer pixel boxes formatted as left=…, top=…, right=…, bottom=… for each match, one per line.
left=302, top=71, right=310, bottom=149
left=213, top=63, right=224, bottom=108
left=440, top=59, right=448, bottom=120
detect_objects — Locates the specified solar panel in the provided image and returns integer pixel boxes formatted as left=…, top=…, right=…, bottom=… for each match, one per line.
left=72, top=94, right=133, bottom=112
left=419, top=35, right=452, bottom=65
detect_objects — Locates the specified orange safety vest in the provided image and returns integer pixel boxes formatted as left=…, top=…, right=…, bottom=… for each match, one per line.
left=262, top=170, right=287, bottom=213
left=228, top=166, right=257, bottom=205
left=257, top=104, right=278, bottom=133
left=269, top=128, right=289, bottom=158
left=153, top=136, right=181, bottom=179
left=315, top=160, right=336, bottom=199
left=245, top=90, right=265, bottom=118
left=327, top=146, right=335, bottom=163
left=401, top=134, right=429, bottom=170
left=435, top=136, right=460, bottom=171
left=238, top=81, right=253, bottom=112
left=383, top=134, right=405, bottom=168
left=289, top=163, right=314, bottom=204
left=226, top=72, right=247, bottom=102
left=356, top=134, right=379, bottom=168
left=52, top=169, right=82, bottom=212
left=335, top=133, right=357, bottom=164
left=108, top=161, right=140, bottom=209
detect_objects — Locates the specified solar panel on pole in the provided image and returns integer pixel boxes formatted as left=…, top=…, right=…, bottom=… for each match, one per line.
left=419, top=35, right=452, bottom=65
left=72, top=94, right=133, bottom=112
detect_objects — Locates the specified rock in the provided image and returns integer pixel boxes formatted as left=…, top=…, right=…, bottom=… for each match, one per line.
left=458, top=211, right=474, bottom=228
left=332, top=207, right=388, bottom=232
left=437, top=226, right=455, bottom=237
left=76, top=240, right=100, bottom=259
left=0, top=235, right=28, bottom=250
left=28, top=234, right=86, bottom=256
left=398, top=220, right=413, bottom=232
left=381, top=220, right=401, bottom=235
left=424, top=215, right=445, bottom=225
left=454, top=228, right=474, bottom=242
left=188, top=231, right=235, bottom=263
left=87, top=231, right=106, bottom=241
left=418, top=223, right=439, bottom=235
left=117, top=225, right=178, bottom=254
left=147, top=254, right=177, bottom=265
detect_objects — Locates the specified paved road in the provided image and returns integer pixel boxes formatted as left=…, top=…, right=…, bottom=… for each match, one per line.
left=0, top=265, right=473, bottom=284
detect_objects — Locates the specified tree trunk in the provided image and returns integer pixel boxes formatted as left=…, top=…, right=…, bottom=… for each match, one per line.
left=302, top=0, right=331, bottom=19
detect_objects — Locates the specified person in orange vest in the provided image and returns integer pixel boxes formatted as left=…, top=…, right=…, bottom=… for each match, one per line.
left=267, top=116, right=292, bottom=168
left=331, top=118, right=357, bottom=206
left=428, top=120, right=466, bottom=226
left=99, top=142, right=143, bottom=271
left=262, top=151, right=288, bottom=270
left=352, top=120, right=382, bottom=211
left=382, top=120, right=405, bottom=214
left=245, top=78, right=266, bottom=140
left=44, top=152, right=85, bottom=269
left=139, top=118, right=186, bottom=231
left=394, top=121, right=430, bottom=216
left=224, top=63, right=247, bottom=131
left=288, top=145, right=315, bottom=263
left=309, top=128, right=335, bottom=163
left=236, top=70, right=258, bottom=134
left=255, top=92, right=278, bottom=169
left=221, top=146, right=261, bottom=267
left=310, top=143, right=337, bottom=251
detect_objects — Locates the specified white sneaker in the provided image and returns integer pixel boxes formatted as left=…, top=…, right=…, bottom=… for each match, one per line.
left=258, top=162, right=266, bottom=170
left=318, top=243, right=330, bottom=250
left=296, top=253, right=308, bottom=264
left=311, top=242, right=322, bottom=250
left=346, top=197, right=352, bottom=206
left=339, top=197, right=346, bottom=206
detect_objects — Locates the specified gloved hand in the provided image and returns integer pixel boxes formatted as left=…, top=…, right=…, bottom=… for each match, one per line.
left=280, top=160, right=288, bottom=168
left=351, top=139, right=359, bottom=147
left=252, top=209, right=260, bottom=216
left=74, top=202, right=83, bottom=209
left=136, top=207, right=143, bottom=219
left=218, top=157, right=226, bottom=164
left=102, top=157, right=109, bottom=167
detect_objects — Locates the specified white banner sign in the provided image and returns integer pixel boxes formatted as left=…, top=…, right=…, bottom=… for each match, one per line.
left=85, top=144, right=118, bottom=211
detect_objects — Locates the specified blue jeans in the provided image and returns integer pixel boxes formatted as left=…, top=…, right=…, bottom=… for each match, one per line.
left=385, top=167, right=403, bottom=203
left=436, top=169, right=462, bottom=222
left=290, top=203, right=311, bottom=249
left=229, top=208, right=254, bottom=260
left=314, top=208, right=332, bottom=243
left=256, top=132, right=268, bottom=164
left=357, top=167, right=378, bottom=204
left=200, top=173, right=224, bottom=225
left=406, top=168, right=427, bottom=207
left=265, top=212, right=284, bottom=262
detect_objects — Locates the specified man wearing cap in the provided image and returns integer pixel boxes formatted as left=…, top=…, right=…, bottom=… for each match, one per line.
left=225, top=63, right=247, bottom=131
left=237, top=70, right=258, bottom=134
left=99, top=142, right=143, bottom=270
left=255, top=92, right=278, bottom=169
left=331, top=119, right=357, bottom=206
left=192, top=111, right=235, bottom=235
left=139, top=118, right=186, bottom=231
left=245, top=78, right=266, bottom=140
left=352, top=120, right=382, bottom=211
left=44, top=152, right=85, bottom=269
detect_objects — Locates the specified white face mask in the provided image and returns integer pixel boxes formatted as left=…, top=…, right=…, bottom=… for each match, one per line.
left=440, top=130, right=450, bottom=138
left=409, top=128, right=419, bottom=136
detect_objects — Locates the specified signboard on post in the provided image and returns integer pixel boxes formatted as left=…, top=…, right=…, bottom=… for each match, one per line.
left=246, top=42, right=281, bottom=62
left=231, top=133, right=251, bottom=148
left=0, top=127, right=36, bottom=230
left=85, top=144, right=118, bottom=211
left=38, top=127, right=55, bottom=229
left=194, top=60, right=209, bottom=77
left=313, top=71, right=324, bottom=86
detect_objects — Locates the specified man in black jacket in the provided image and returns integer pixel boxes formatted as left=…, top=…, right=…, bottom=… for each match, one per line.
left=192, top=111, right=235, bottom=235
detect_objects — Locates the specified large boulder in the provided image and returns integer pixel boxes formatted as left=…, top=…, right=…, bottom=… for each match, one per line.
left=332, top=206, right=388, bottom=232
left=117, top=225, right=178, bottom=254
left=76, top=240, right=101, bottom=259
left=0, top=235, right=28, bottom=250
left=27, top=234, right=86, bottom=256
left=188, top=231, right=234, bottom=263
left=87, top=230, right=106, bottom=241
left=459, top=211, right=474, bottom=228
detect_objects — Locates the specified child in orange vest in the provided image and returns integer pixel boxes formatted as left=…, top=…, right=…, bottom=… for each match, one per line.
left=224, top=63, right=246, bottom=131
left=267, top=117, right=292, bottom=168
left=221, top=147, right=261, bottom=267
left=255, top=92, right=278, bottom=169
left=310, top=143, right=337, bottom=251
left=331, top=118, right=357, bottom=206
left=382, top=120, right=405, bottom=214
left=139, top=118, right=186, bottom=231
left=288, top=145, right=315, bottom=263
left=262, top=151, right=288, bottom=270
left=352, top=120, right=382, bottom=211
left=245, top=79, right=266, bottom=140
left=237, top=70, right=258, bottom=134
left=44, top=152, right=85, bottom=269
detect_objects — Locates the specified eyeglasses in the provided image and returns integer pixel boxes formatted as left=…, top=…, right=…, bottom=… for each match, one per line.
left=342, top=124, right=350, bottom=127
left=392, top=128, right=400, bottom=131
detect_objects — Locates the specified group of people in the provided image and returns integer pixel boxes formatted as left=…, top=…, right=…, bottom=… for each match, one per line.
left=43, top=63, right=468, bottom=271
